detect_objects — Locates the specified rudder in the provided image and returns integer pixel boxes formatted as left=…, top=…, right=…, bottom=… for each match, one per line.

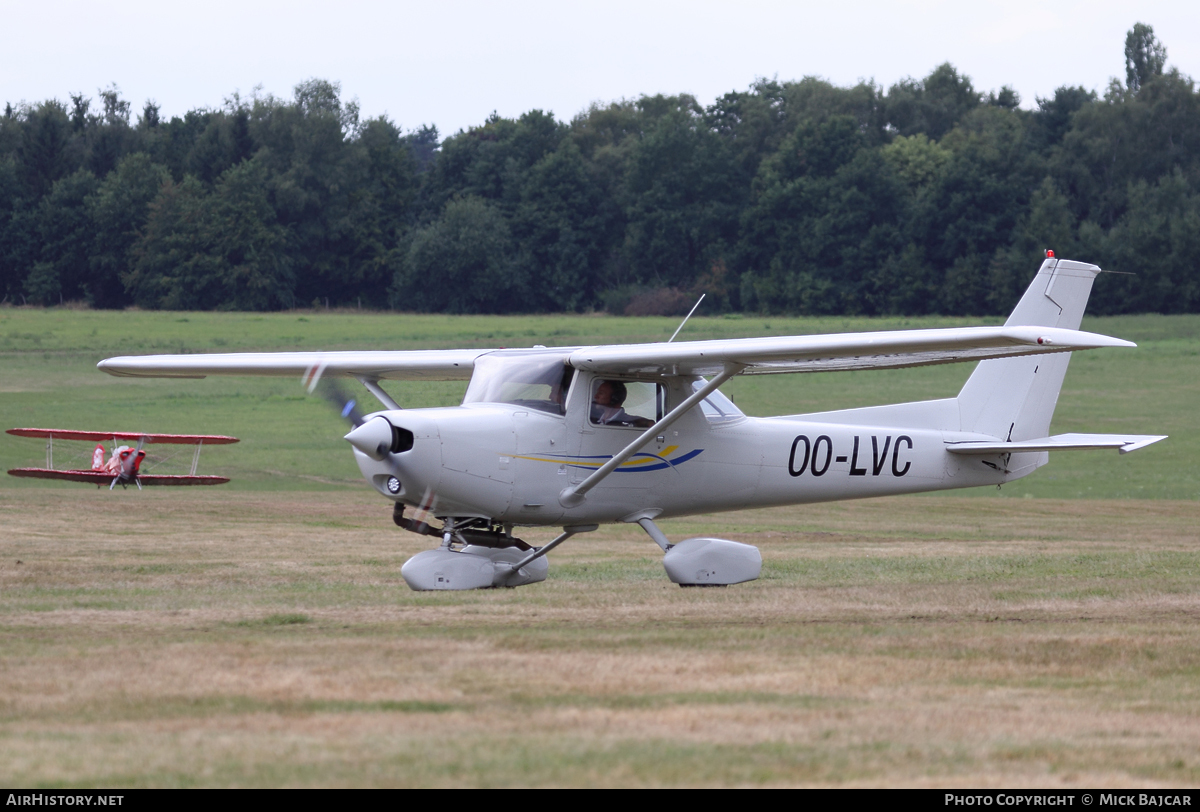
left=957, top=258, right=1102, bottom=442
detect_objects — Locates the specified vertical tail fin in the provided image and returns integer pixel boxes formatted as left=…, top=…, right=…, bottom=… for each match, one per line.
left=957, top=258, right=1102, bottom=441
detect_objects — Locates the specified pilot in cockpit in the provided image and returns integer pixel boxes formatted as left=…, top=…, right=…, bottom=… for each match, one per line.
left=591, top=380, right=654, bottom=427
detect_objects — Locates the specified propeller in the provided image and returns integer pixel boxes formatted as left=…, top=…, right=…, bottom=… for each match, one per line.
left=107, top=435, right=147, bottom=490
left=131, top=435, right=147, bottom=490
left=305, top=363, right=367, bottom=428
left=301, top=361, right=440, bottom=532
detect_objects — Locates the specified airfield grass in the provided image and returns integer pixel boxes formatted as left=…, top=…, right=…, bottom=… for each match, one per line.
left=1, top=305, right=1199, bottom=786
left=3, top=489, right=1200, bottom=787
left=1, top=307, right=1195, bottom=498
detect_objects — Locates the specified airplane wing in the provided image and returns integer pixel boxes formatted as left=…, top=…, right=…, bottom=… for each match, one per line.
left=98, top=350, right=487, bottom=381
left=97, top=327, right=1131, bottom=382
left=6, top=429, right=239, bottom=445
left=7, top=468, right=230, bottom=485
left=567, top=326, right=1135, bottom=377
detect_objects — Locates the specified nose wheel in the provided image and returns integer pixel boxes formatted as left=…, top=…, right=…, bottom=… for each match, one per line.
left=392, top=507, right=596, bottom=591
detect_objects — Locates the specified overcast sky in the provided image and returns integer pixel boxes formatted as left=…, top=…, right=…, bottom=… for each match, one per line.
left=3, top=1, right=1197, bottom=136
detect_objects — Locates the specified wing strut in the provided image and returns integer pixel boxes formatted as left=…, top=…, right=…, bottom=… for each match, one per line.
left=559, top=363, right=743, bottom=507
left=190, top=440, right=203, bottom=476
left=355, top=376, right=401, bottom=411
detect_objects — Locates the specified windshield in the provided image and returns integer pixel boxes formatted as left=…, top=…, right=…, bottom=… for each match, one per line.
left=463, top=351, right=574, bottom=415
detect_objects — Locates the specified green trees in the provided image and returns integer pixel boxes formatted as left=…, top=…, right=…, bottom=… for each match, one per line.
left=395, top=196, right=520, bottom=313
left=1125, top=23, right=1167, bottom=92
left=512, top=139, right=609, bottom=312
left=87, top=153, right=170, bottom=307
left=26, top=169, right=99, bottom=304
left=16, top=101, right=73, bottom=200
left=737, top=116, right=904, bottom=314
left=128, top=159, right=292, bottom=310
left=622, top=97, right=737, bottom=290
left=2, top=23, right=1199, bottom=315
left=884, top=64, right=981, bottom=139
left=398, top=108, right=612, bottom=312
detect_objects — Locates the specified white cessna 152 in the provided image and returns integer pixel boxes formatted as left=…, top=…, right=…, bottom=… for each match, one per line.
left=99, top=257, right=1164, bottom=590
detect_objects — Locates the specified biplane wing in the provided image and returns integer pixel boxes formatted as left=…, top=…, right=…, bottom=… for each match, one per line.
left=6, top=429, right=238, bottom=444
left=7, top=468, right=230, bottom=485
left=6, top=428, right=238, bottom=488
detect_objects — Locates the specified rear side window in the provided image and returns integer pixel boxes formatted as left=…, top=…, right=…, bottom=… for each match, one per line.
left=692, top=378, right=744, bottom=423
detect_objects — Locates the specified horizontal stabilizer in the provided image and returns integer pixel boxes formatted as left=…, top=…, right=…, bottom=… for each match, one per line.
left=945, top=433, right=1167, bottom=455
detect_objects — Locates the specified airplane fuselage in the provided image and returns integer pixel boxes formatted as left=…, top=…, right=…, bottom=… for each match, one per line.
left=94, top=257, right=1161, bottom=589
left=351, top=393, right=1031, bottom=527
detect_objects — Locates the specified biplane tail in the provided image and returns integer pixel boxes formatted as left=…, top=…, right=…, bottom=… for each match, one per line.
left=955, top=256, right=1100, bottom=443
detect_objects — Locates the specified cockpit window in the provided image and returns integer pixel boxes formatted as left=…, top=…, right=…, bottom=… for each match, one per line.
left=590, top=379, right=662, bottom=428
left=692, top=378, right=745, bottom=423
left=462, top=351, right=574, bottom=415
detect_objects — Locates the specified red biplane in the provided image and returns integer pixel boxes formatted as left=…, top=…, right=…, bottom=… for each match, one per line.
left=6, top=429, right=238, bottom=489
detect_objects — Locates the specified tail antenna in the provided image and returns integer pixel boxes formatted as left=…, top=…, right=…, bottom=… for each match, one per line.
left=668, top=294, right=706, bottom=343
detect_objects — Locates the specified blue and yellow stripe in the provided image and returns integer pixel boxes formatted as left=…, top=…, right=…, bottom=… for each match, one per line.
left=514, top=445, right=704, bottom=472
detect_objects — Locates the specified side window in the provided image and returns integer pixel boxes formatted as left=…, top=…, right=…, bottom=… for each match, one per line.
left=590, top=380, right=662, bottom=428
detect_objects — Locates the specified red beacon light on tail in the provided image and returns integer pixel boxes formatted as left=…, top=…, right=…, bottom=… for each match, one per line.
left=1046, top=249, right=1056, bottom=258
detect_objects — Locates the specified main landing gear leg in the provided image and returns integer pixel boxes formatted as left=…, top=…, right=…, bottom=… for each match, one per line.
left=490, top=524, right=598, bottom=587
left=633, top=517, right=762, bottom=587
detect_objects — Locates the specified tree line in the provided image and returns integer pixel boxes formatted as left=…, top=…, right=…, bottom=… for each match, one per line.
left=2, top=24, right=1197, bottom=316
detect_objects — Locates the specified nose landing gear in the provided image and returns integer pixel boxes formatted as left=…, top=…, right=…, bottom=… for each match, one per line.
left=393, top=505, right=596, bottom=591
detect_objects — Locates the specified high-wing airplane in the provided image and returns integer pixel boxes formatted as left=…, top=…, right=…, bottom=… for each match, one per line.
left=7, top=429, right=238, bottom=489
left=98, top=257, right=1164, bottom=589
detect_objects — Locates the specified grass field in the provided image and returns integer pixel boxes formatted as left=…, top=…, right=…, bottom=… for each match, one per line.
left=1, top=307, right=1195, bottom=498
left=1, top=305, right=1198, bottom=786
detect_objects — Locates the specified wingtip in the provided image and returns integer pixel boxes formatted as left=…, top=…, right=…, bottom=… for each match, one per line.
left=1004, top=327, right=1136, bottom=349
left=96, top=357, right=206, bottom=378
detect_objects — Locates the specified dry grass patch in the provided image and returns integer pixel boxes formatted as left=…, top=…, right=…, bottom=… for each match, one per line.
left=1, top=489, right=1199, bottom=786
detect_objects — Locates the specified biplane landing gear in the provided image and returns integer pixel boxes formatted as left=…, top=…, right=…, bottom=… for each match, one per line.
left=394, top=505, right=596, bottom=591
left=635, top=517, right=762, bottom=587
